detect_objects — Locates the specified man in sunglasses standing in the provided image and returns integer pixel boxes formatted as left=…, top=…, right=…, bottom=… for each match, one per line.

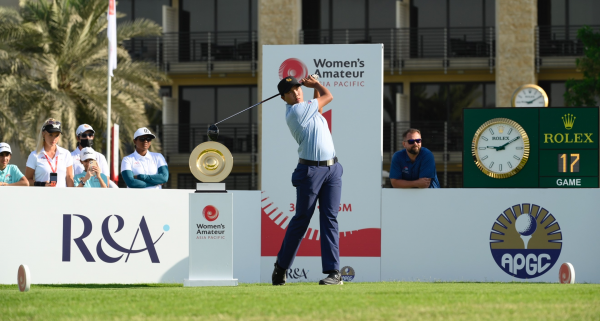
left=121, top=127, right=169, bottom=189
left=390, top=128, right=440, bottom=188
left=71, top=124, right=109, bottom=177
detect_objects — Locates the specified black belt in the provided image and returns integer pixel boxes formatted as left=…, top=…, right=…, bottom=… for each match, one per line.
left=299, top=157, right=338, bottom=166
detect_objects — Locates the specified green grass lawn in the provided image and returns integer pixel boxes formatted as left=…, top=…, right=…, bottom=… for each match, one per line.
left=1, top=282, right=599, bottom=320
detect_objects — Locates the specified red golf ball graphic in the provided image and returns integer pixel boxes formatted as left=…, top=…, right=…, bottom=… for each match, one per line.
left=279, top=58, right=308, bottom=80
left=203, top=205, right=219, bottom=222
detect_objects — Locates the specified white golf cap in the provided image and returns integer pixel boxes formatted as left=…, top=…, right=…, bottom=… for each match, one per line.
left=80, top=147, right=97, bottom=161
left=133, top=127, right=156, bottom=140
left=0, top=142, right=11, bottom=154
left=76, top=124, right=95, bottom=136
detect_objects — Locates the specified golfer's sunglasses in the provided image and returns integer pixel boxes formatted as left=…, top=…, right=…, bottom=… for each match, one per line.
left=137, top=137, right=154, bottom=142
left=404, top=139, right=422, bottom=145
left=80, top=133, right=94, bottom=138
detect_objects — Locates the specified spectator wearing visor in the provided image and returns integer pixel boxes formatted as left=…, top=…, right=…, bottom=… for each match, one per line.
left=121, top=127, right=169, bottom=189
left=25, top=118, right=74, bottom=187
left=0, top=142, right=29, bottom=186
left=73, top=147, right=108, bottom=188
left=71, top=124, right=109, bottom=176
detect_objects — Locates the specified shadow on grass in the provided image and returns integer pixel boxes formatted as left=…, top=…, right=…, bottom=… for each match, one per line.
left=35, top=283, right=183, bottom=289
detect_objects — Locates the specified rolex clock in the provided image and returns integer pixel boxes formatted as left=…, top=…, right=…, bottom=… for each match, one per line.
left=472, top=118, right=530, bottom=178
left=511, top=84, right=549, bottom=107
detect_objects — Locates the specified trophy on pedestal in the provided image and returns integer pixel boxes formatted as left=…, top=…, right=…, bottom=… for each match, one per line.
left=184, top=129, right=238, bottom=287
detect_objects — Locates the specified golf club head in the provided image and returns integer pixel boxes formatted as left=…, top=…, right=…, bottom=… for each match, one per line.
left=207, top=124, right=219, bottom=141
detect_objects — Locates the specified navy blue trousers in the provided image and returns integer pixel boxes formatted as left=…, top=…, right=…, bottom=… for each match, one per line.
left=276, top=162, right=343, bottom=273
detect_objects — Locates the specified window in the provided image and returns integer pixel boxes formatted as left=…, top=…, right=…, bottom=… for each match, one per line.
left=411, top=0, right=495, bottom=28
left=539, top=81, right=567, bottom=107
left=539, top=0, right=600, bottom=26
left=181, top=0, right=257, bottom=32
left=116, top=0, right=170, bottom=25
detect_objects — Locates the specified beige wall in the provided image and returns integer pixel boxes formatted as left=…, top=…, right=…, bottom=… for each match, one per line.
left=256, top=0, right=302, bottom=189
left=495, top=0, right=537, bottom=107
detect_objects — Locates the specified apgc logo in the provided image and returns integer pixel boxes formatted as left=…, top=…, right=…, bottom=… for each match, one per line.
left=341, top=266, right=355, bottom=282
left=490, top=203, right=562, bottom=278
left=279, top=58, right=308, bottom=80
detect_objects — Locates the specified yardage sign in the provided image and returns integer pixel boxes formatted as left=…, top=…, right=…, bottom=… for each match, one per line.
left=463, top=107, right=599, bottom=188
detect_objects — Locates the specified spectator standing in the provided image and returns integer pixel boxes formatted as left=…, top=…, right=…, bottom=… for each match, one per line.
left=0, top=142, right=29, bottom=186
left=121, top=127, right=169, bottom=189
left=74, top=147, right=108, bottom=188
left=389, top=128, right=440, bottom=188
left=25, top=119, right=74, bottom=187
left=71, top=124, right=109, bottom=176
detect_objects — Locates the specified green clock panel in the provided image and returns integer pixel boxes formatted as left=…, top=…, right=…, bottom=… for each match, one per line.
left=463, top=107, right=599, bottom=188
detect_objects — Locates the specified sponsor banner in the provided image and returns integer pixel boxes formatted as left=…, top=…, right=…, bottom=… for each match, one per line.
left=261, top=45, right=383, bottom=281
left=189, top=193, right=233, bottom=280
left=260, top=257, right=379, bottom=283
left=381, top=189, right=600, bottom=283
left=0, top=188, right=260, bottom=284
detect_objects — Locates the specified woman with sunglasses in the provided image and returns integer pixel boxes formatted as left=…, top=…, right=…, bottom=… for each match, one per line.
left=121, top=127, right=169, bottom=189
left=71, top=124, right=109, bottom=177
left=25, top=118, right=75, bottom=187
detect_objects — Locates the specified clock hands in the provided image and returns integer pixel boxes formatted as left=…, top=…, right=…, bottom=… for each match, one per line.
left=525, top=96, right=542, bottom=104
left=485, top=136, right=521, bottom=151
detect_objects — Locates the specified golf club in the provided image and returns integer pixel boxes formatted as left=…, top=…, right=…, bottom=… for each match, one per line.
left=207, top=74, right=319, bottom=141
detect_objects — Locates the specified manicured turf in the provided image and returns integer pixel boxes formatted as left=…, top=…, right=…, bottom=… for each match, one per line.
left=1, top=282, right=599, bottom=320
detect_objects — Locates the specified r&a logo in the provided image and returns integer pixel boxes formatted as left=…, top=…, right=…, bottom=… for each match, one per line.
left=62, top=214, right=167, bottom=263
left=286, top=268, right=309, bottom=280
left=490, top=203, right=562, bottom=279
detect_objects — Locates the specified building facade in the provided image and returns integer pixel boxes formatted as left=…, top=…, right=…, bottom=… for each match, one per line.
left=2, top=0, right=596, bottom=187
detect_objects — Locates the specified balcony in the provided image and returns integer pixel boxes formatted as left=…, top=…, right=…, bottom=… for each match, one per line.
left=536, top=25, right=600, bottom=70
left=124, top=31, right=258, bottom=75
left=301, top=27, right=496, bottom=74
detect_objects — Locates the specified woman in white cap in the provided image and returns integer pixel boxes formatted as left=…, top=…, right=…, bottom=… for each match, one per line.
left=25, top=118, right=75, bottom=187
left=73, top=147, right=108, bottom=188
left=0, top=142, right=29, bottom=186
left=121, top=127, right=169, bottom=189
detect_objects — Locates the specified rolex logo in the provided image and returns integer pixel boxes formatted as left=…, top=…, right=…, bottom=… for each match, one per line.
left=562, top=114, right=575, bottom=130
left=498, top=126, right=504, bottom=134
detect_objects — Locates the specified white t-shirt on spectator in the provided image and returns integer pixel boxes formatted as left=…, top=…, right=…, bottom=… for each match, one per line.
left=71, top=147, right=110, bottom=176
left=121, top=150, right=167, bottom=189
left=26, top=146, right=74, bottom=187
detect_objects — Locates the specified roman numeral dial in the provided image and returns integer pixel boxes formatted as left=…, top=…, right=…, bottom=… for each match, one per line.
left=471, top=118, right=530, bottom=179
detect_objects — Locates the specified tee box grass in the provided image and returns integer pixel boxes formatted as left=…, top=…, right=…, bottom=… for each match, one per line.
left=2, top=282, right=600, bottom=320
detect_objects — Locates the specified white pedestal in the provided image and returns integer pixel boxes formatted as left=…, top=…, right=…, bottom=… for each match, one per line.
left=185, top=191, right=238, bottom=287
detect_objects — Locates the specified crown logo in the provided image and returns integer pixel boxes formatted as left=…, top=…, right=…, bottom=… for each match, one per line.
left=498, top=126, right=504, bottom=134
left=562, top=114, right=576, bottom=130
left=286, top=78, right=292, bottom=82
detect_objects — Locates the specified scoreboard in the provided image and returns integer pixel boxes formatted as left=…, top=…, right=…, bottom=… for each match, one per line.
left=463, top=107, right=599, bottom=188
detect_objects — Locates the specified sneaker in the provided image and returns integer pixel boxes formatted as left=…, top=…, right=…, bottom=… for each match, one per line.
left=319, top=271, right=343, bottom=285
left=272, top=262, right=286, bottom=286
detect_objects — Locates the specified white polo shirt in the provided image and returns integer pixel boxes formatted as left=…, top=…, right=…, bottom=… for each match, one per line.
left=71, top=147, right=110, bottom=176
left=121, top=150, right=167, bottom=189
left=26, top=146, right=74, bottom=187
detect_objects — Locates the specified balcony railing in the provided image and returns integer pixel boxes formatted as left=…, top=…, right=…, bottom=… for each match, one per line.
left=123, top=31, right=257, bottom=75
left=537, top=25, right=600, bottom=57
left=159, top=123, right=257, bottom=156
left=301, top=27, right=496, bottom=74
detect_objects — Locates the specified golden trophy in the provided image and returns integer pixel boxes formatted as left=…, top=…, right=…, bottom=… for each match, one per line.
left=189, top=128, right=233, bottom=191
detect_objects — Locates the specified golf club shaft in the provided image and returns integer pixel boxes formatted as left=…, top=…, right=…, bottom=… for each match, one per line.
left=214, top=93, right=280, bottom=125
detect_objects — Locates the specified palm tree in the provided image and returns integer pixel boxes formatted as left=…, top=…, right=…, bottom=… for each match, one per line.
left=0, top=0, right=168, bottom=155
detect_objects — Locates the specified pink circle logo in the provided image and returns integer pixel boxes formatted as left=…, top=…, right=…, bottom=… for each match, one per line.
left=559, top=262, right=575, bottom=284
left=203, top=205, right=219, bottom=222
left=279, top=58, right=308, bottom=80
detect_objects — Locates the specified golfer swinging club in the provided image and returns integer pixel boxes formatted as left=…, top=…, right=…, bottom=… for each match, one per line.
left=272, top=75, right=343, bottom=286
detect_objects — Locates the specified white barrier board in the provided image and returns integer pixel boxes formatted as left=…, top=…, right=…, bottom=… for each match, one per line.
left=381, top=189, right=600, bottom=283
left=261, top=44, right=383, bottom=282
left=0, top=188, right=260, bottom=284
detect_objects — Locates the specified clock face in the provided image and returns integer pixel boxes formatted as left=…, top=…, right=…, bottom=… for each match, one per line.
left=512, top=84, right=548, bottom=107
left=472, top=118, right=530, bottom=179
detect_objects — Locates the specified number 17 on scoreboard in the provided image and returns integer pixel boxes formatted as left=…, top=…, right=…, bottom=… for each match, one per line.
left=558, top=153, right=580, bottom=173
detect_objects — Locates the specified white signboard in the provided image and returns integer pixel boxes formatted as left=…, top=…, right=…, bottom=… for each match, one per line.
left=261, top=44, right=383, bottom=282
left=381, top=189, right=600, bottom=283
left=0, top=188, right=260, bottom=284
